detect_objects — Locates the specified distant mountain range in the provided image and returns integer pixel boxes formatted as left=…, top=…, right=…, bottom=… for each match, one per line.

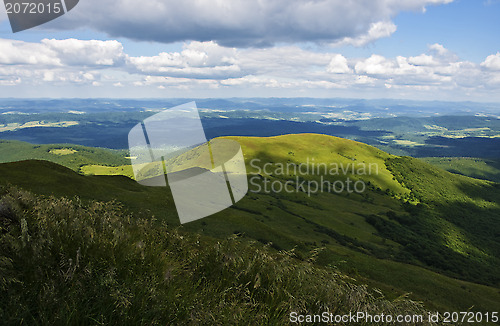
left=1, top=99, right=500, bottom=158
left=1, top=98, right=499, bottom=117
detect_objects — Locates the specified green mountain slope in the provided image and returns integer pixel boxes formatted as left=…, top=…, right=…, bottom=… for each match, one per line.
left=0, top=160, right=178, bottom=223
left=230, top=134, right=409, bottom=195
left=2, top=186, right=432, bottom=325
left=0, top=134, right=499, bottom=314
left=0, top=139, right=129, bottom=171
left=227, top=134, right=500, bottom=285
left=422, top=157, right=500, bottom=183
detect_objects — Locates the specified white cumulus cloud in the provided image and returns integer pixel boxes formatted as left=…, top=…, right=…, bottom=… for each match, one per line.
left=355, top=54, right=395, bottom=75
left=327, top=54, right=351, bottom=73
left=481, top=53, right=500, bottom=70
left=41, top=39, right=126, bottom=67
left=2, top=38, right=500, bottom=100
left=48, top=0, right=453, bottom=47
left=332, top=21, right=397, bottom=47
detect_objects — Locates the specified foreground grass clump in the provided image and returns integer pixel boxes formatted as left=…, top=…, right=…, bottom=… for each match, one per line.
left=0, top=186, right=433, bottom=325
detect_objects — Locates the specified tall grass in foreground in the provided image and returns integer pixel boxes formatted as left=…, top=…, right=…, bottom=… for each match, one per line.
left=0, top=186, right=436, bottom=325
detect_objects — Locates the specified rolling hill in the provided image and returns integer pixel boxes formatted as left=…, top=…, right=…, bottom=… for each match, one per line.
left=0, top=139, right=129, bottom=171
left=422, top=157, right=500, bottom=183
left=0, top=134, right=499, bottom=315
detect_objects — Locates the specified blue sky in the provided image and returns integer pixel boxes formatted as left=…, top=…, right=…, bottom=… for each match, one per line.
left=0, top=0, right=499, bottom=100
left=339, top=0, right=499, bottom=61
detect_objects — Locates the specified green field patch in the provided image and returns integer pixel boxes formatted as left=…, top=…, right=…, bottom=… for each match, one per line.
left=392, top=139, right=425, bottom=147
left=81, top=164, right=135, bottom=179
left=49, top=148, right=78, bottom=156
left=0, top=120, right=79, bottom=132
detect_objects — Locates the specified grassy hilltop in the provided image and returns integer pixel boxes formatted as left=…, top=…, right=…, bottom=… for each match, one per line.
left=0, top=134, right=499, bottom=322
